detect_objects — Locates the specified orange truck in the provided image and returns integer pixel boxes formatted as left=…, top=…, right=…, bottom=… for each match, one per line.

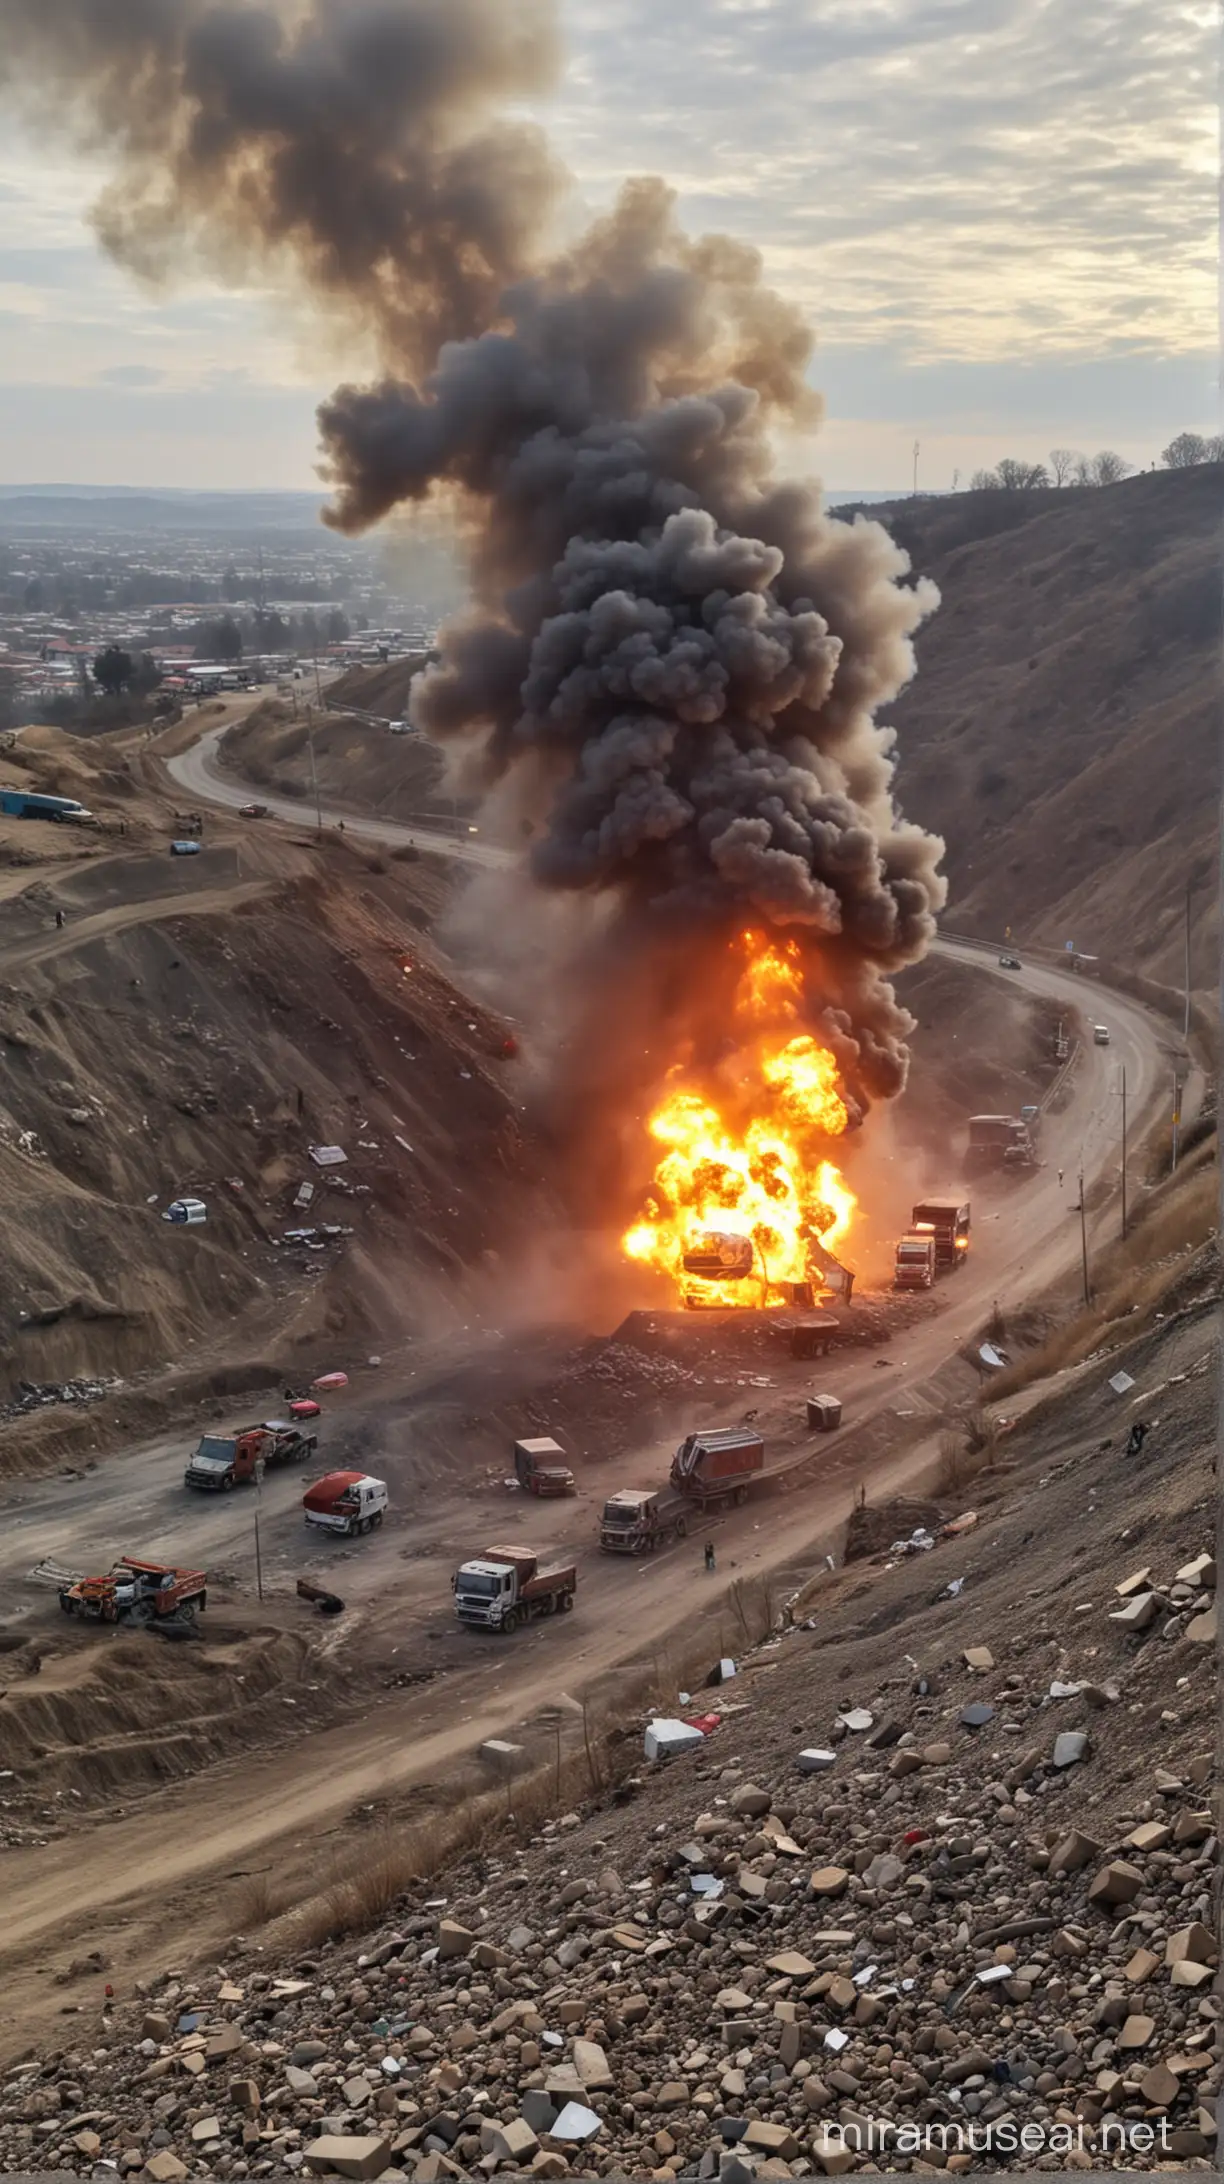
left=184, top=1420, right=318, bottom=1492
left=452, top=1544, right=577, bottom=1631
left=59, top=1557, right=207, bottom=1626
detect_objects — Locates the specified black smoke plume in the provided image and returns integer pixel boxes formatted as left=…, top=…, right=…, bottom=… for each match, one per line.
left=0, top=0, right=946, bottom=1145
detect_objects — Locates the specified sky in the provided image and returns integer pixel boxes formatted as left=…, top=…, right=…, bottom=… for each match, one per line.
left=0, top=0, right=1216, bottom=493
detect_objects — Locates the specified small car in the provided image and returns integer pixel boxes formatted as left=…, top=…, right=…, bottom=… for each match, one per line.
left=286, top=1396, right=322, bottom=1420
left=239, top=802, right=268, bottom=818
left=998, top=953, right=1022, bottom=970
left=170, top=840, right=202, bottom=856
left=163, top=1197, right=207, bottom=1225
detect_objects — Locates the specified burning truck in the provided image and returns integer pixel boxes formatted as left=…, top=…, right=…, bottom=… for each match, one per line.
left=623, top=935, right=859, bottom=1311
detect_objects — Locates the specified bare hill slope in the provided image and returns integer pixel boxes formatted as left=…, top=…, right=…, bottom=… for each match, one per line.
left=875, top=467, right=1220, bottom=986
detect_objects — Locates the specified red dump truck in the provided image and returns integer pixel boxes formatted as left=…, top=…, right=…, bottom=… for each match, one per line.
left=184, top=1419, right=317, bottom=1491
left=302, top=1471, right=388, bottom=1537
left=670, top=1426, right=766, bottom=1510
left=452, top=1544, right=577, bottom=1631
left=599, top=1487, right=690, bottom=1554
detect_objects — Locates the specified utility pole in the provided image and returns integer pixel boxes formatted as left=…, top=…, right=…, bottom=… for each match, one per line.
left=1078, top=1167, right=1090, bottom=1306
left=1120, top=1066, right=1128, bottom=1239
left=912, top=439, right=920, bottom=496
left=253, top=1455, right=266, bottom=1603
left=1182, top=879, right=1192, bottom=1042
left=1171, top=1072, right=1181, bottom=1171
left=305, top=705, right=323, bottom=833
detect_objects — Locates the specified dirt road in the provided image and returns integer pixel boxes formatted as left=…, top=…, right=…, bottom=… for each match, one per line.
left=168, top=721, right=509, bottom=872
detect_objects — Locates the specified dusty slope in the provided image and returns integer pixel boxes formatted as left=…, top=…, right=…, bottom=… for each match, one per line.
left=222, top=695, right=464, bottom=827
left=0, top=731, right=551, bottom=1434
left=225, top=473, right=1219, bottom=998
left=869, top=469, right=1220, bottom=987
left=0, top=1211, right=1214, bottom=2172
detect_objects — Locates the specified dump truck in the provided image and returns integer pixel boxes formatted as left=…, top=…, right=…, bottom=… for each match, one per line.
left=911, top=1200, right=971, bottom=1271
left=185, top=1420, right=318, bottom=1492
left=670, top=1425, right=766, bottom=1509
left=894, top=1231, right=937, bottom=1289
left=599, top=1487, right=690, bottom=1554
left=513, top=1437, right=576, bottom=1497
left=57, top=1557, right=207, bottom=1626
left=302, top=1471, right=388, bottom=1537
left=452, top=1545, right=577, bottom=1630
left=966, top=1115, right=1036, bottom=1171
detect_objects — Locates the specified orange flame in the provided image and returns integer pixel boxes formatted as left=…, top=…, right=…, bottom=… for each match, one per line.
left=623, top=934, right=857, bottom=1306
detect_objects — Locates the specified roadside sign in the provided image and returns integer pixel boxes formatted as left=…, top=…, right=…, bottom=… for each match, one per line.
left=1065, top=940, right=1074, bottom=952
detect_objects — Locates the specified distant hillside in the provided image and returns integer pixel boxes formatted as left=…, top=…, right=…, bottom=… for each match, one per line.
left=878, top=468, right=1220, bottom=988
left=0, top=488, right=329, bottom=534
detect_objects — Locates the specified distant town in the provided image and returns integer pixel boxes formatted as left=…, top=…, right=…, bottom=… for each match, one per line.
left=0, top=488, right=456, bottom=725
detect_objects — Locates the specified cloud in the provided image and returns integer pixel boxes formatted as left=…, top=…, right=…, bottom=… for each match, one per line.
left=553, top=0, right=1215, bottom=360
left=0, top=0, right=1213, bottom=488
left=96, top=363, right=165, bottom=387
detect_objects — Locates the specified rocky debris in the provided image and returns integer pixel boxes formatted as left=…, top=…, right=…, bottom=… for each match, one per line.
left=0, top=1373, right=121, bottom=1421
left=1, top=1519, right=1216, bottom=2180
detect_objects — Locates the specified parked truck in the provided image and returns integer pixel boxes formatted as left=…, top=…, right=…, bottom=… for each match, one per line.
left=599, top=1487, right=689, bottom=1553
left=452, top=1545, right=577, bottom=1630
left=670, top=1425, right=766, bottom=1509
left=513, top=1437, right=576, bottom=1497
left=894, top=1231, right=937, bottom=1289
left=911, top=1200, right=971, bottom=1271
left=966, top=1115, right=1036, bottom=1172
left=185, top=1419, right=317, bottom=1491
left=57, top=1556, right=207, bottom=1626
left=0, top=787, right=93, bottom=823
left=302, top=1471, right=388, bottom=1537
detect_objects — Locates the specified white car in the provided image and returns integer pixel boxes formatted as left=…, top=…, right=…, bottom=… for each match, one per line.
left=1092, top=1025, right=1111, bottom=1046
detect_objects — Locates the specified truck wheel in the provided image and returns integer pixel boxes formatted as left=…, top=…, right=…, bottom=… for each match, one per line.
left=558, top=1591, right=574, bottom=1613
left=370, top=1511, right=383, bottom=1530
left=222, top=1475, right=234, bottom=1492
left=733, top=1486, right=749, bottom=1507
left=503, top=1608, right=521, bottom=1634
left=674, top=1516, right=687, bottom=1541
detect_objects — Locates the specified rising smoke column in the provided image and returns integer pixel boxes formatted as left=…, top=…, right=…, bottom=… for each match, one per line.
left=0, top=0, right=946, bottom=1143
left=318, top=174, right=946, bottom=1121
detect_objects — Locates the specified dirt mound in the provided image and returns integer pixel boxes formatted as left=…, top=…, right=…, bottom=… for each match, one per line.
left=326, top=656, right=432, bottom=717
left=0, top=1615, right=355, bottom=1821
left=221, top=696, right=463, bottom=827
left=876, top=466, right=1220, bottom=987
left=0, top=738, right=554, bottom=1436
left=843, top=1490, right=947, bottom=1560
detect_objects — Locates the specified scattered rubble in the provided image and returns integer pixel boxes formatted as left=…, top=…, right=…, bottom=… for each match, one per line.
left=6, top=1517, right=1214, bottom=2178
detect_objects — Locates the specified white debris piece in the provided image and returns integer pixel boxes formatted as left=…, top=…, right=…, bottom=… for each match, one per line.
left=644, top=1718, right=705, bottom=1761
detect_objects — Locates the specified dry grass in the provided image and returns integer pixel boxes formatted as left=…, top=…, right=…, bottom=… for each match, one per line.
left=986, top=1142, right=1216, bottom=1402
left=934, top=1413, right=1002, bottom=1499
left=230, top=1868, right=291, bottom=1934
left=235, top=1567, right=788, bottom=1957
